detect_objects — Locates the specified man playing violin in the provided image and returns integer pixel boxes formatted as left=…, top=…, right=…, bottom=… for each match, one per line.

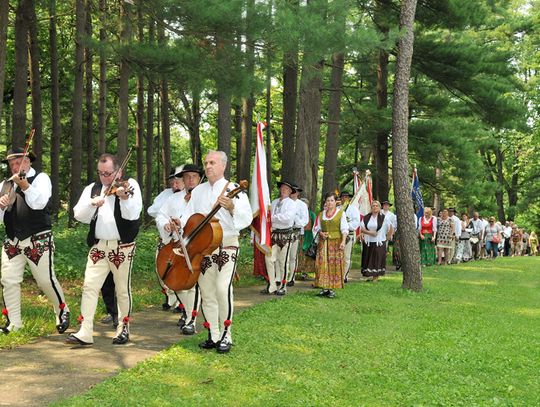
left=66, top=153, right=142, bottom=346
left=0, top=147, right=70, bottom=334
left=156, top=163, right=204, bottom=335
left=182, top=151, right=251, bottom=353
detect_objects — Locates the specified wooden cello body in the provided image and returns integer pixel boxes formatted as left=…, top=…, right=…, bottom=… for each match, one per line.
left=155, top=180, right=247, bottom=291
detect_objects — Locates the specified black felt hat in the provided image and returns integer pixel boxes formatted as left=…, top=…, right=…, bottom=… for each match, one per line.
left=178, top=163, right=203, bottom=177
left=3, top=147, right=36, bottom=164
left=381, top=200, right=393, bottom=207
left=277, top=180, right=297, bottom=193
left=340, top=191, right=352, bottom=198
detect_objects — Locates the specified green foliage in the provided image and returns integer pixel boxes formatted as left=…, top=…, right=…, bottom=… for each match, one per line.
left=54, top=258, right=540, bottom=406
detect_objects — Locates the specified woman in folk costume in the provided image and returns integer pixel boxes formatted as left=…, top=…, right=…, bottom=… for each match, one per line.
left=360, top=200, right=393, bottom=281
left=418, top=207, right=437, bottom=266
left=312, top=193, right=348, bottom=298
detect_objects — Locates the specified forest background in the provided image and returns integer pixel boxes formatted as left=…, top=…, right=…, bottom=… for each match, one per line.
left=0, top=0, right=539, bottom=229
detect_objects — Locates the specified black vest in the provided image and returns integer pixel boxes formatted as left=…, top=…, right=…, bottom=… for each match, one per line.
left=363, top=212, right=385, bottom=232
left=4, top=172, right=52, bottom=241
left=86, top=181, right=140, bottom=247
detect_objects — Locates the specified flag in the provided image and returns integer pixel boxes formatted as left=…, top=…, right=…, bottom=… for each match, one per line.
left=350, top=170, right=372, bottom=218
left=411, top=166, right=424, bottom=224
left=353, top=168, right=361, bottom=195
left=250, top=122, right=271, bottom=255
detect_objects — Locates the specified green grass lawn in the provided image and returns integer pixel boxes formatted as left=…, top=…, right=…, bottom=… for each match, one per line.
left=0, top=217, right=260, bottom=349
left=53, top=257, right=540, bottom=406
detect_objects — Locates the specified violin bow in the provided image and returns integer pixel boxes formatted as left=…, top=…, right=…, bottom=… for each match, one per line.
left=169, top=218, right=194, bottom=274
left=103, top=147, right=134, bottom=197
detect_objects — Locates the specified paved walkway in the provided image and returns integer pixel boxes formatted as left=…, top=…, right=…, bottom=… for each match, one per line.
left=0, top=269, right=367, bottom=406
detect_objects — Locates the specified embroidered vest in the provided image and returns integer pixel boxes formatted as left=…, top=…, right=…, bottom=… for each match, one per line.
left=86, top=181, right=140, bottom=247
left=4, top=172, right=52, bottom=241
left=321, top=208, right=344, bottom=240
left=421, top=216, right=434, bottom=235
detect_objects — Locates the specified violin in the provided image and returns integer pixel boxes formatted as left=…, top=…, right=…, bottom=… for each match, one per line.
left=104, top=178, right=135, bottom=197
left=156, top=180, right=248, bottom=291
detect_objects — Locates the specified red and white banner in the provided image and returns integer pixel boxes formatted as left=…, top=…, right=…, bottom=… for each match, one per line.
left=353, top=168, right=361, bottom=195
left=250, top=122, right=272, bottom=255
left=350, top=169, right=373, bottom=218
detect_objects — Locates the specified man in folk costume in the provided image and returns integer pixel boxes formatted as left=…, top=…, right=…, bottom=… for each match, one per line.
left=262, top=180, right=297, bottom=296
left=381, top=200, right=399, bottom=270
left=286, top=185, right=309, bottom=286
left=0, top=147, right=70, bottom=334
left=156, top=164, right=204, bottom=335
left=182, top=151, right=251, bottom=353
left=339, top=191, right=360, bottom=283
left=66, top=153, right=142, bottom=346
left=149, top=166, right=185, bottom=313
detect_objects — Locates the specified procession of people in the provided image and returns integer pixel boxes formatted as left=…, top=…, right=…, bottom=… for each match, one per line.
left=0, top=145, right=536, bottom=353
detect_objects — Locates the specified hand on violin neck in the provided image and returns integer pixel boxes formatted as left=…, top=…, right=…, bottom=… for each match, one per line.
left=11, top=173, right=29, bottom=191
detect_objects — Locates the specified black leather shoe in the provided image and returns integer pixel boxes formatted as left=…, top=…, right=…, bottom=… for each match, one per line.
left=286, top=280, right=295, bottom=287
left=177, top=317, right=186, bottom=328
left=1, top=325, right=10, bottom=335
left=344, top=277, right=349, bottom=283
left=112, top=325, right=130, bottom=345
left=56, top=312, right=70, bottom=334
left=182, top=324, right=196, bottom=335
left=65, top=333, right=92, bottom=346
left=199, top=339, right=218, bottom=349
left=275, top=288, right=286, bottom=296
left=260, top=288, right=270, bottom=294
left=317, top=289, right=328, bottom=297
left=172, top=306, right=183, bottom=314
left=216, top=339, right=232, bottom=354
left=162, top=302, right=171, bottom=311
left=326, top=290, right=336, bottom=298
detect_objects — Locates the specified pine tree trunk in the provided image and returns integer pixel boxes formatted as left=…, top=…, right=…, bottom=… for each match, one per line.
left=238, top=96, right=254, bottom=181
left=49, top=0, right=61, bottom=218
left=217, top=86, right=232, bottom=178
left=85, top=3, right=93, bottom=183
left=321, top=52, right=344, bottom=196
left=296, top=59, right=324, bottom=206
left=12, top=0, right=31, bottom=146
left=0, top=0, right=10, bottom=136
left=28, top=0, right=42, bottom=170
left=281, top=48, right=298, bottom=181
left=180, top=90, right=202, bottom=166
left=391, top=0, right=421, bottom=291
left=144, top=19, right=155, bottom=218
left=117, top=0, right=131, bottom=161
left=97, top=0, right=107, bottom=154
left=135, top=3, right=144, bottom=188
left=69, top=0, right=86, bottom=226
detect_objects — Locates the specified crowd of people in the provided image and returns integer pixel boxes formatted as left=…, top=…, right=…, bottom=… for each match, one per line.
left=418, top=209, right=538, bottom=266
left=0, top=144, right=536, bottom=355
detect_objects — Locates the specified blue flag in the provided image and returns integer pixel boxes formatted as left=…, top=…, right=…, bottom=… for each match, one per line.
left=411, top=167, right=424, bottom=225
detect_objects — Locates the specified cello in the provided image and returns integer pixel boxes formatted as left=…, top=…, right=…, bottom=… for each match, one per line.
left=156, top=180, right=248, bottom=291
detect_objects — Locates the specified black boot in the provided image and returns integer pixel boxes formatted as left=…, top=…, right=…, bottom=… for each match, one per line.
left=112, top=324, right=130, bottom=345
left=56, top=311, right=70, bottom=334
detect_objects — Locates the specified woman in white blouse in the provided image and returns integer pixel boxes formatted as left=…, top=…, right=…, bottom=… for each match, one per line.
left=360, top=200, right=393, bottom=281
left=312, top=193, right=348, bottom=298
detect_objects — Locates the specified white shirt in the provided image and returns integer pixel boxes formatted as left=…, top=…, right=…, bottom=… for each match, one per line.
left=0, top=167, right=52, bottom=223
left=74, top=178, right=142, bottom=241
left=312, top=209, right=349, bottom=236
left=147, top=188, right=175, bottom=218
left=382, top=209, right=397, bottom=231
left=451, top=214, right=462, bottom=237
left=270, top=197, right=296, bottom=230
left=470, top=218, right=483, bottom=236
left=344, top=204, right=361, bottom=232
left=292, top=198, right=310, bottom=231
left=184, top=177, right=252, bottom=240
left=417, top=215, right=438, bottom=233
left=363, top=214, right=391, bottom=246
left=156, top=190, right=188, bottom=244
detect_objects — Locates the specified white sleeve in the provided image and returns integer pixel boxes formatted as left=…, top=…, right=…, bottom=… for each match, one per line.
left=340, top=213, right=349, bottom=234
left=231, top=191, right=253, bottom=231
left=346, top=206, right=361, bottom=230
left=73, top=184, right=97, bottom=224
left=22, top=172, right=52, bottom=210
left=119, top=178, right=143, bottom=220
left=297, top=202, right=310, bottom=228
left=312, top=214, right=321, bottom=236
left=432, top=217, right=438, bottom=233
left=147, top=189, right=169, bottom=218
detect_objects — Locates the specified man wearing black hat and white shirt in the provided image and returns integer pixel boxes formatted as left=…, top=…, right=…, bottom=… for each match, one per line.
left=264, top=180, right=297, bottom=296
left=287, top=185, right=309, bottom=286
left=148, top=165, right=185, bottom=313
left=340, top=191, right=360, bottom=283
left=156, top=163, right=203, bottom=335
left=0, top=147, right=70, bottom=334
